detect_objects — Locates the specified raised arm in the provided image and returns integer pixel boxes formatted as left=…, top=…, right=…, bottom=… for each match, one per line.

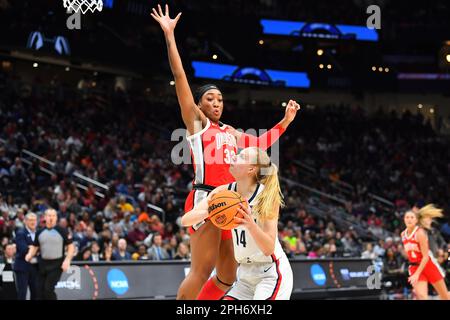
left=151, top=4, right=205, bottom=135
left=227, top=100, right=300, bottom=150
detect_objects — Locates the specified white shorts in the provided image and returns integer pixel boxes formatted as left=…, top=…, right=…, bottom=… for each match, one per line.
left=223, top=254, right=293, bottom=300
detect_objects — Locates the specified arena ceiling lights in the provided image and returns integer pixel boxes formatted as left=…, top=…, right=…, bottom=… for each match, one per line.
left=27, top=31, right=71, bottom=55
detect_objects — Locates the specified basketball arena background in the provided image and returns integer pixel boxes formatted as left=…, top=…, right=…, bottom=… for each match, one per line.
left=0, top=0, right=449, bottom=300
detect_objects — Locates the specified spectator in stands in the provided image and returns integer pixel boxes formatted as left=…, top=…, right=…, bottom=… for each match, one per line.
left=303, top=230, right=314, bottom=252
left=177, top=228, right=190, bottom=244
left=282, top=228, right=298, bottom=254
left=72, top=221, right=86, bottom=249
left=77, top=246, right=92, bottom=261
left=0, top=243, right=15, bottom=263
left=119, top=211, right=133, bottom=235
left=281, top=240, right=295, bottom=259
left=0, top=243, right=17, bottom=299
left=173, top=242, right=190, bottom=261
left=334, top=231, right=344, bottom=250
left=97, top=229, right=112, bottom=252
left=89, top=241, right=101, bottom=262
left=111, top=233, right=120, bottom=249
left=294, top=230, right=307, bottom=256
left=14, top=208, right=25, bottom=230
left=103, top=243, right=113, bottom=262
left=103, top=199, right=117, bottom=220
left=162, top=222, right=174, bottom=241
left=361, top=243, right=378, bottom=260
left=341, top=230, right=361, bottom=256
left=126, top=220, right=146, bottom=249
left=112, top=238, right=131, bottom=261
left=93, top=212, right=105, bottom=234
left=118, top=196, right=134, bottom=215
left=303, top=213, right=316, bottom=231
left=165, top=236, right=178, bottom=259
left=325, top=221, right=336, bottom=238
left=373, top=239, right=386, bottom=258
left=384, top=237, right=395, bottom=250
left=132, top=244, right=150, bottom=260
left=58, top=217, right=68, bottom=230
left=147, top=233, right=169, bottom=260
left=109, top=213, right=125, bottom=238
left=307, top=242, right=323, bottom=259
left=80, top=225, right=97, bottom=250
left=325, top=238, right=337, bottom=257
left=149, top=215, right=164, bottom=235
left=67, top=212, right=78, bottom=232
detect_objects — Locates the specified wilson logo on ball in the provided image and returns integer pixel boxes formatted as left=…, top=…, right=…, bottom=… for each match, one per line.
left=214, top=214, right=227, bottom=225
left=208, top=201, right=226, bottom=213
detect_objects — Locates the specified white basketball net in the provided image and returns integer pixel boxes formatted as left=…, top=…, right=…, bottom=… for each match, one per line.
left=63, top=0, right=103, bottom=14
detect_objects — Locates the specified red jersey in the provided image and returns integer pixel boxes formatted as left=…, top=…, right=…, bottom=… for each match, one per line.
left=401, top=226, right=423, bottom=264
left=186, top=118, right=237, bottom=187
left=401, top=226, right=445, bottom=284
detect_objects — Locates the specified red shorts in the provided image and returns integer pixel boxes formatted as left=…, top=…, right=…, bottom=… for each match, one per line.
left=184, top=189, right=232, bottom=241
left=408, top=258, right=445, bottom=284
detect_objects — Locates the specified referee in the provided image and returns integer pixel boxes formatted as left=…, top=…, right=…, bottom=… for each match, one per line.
left=25, top=209, right=75, bottom=300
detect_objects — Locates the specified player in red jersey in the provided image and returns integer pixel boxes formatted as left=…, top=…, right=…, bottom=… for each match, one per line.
left=402, top=205, right=448, bottom=300
left=151, top=5, right=300, bottom=300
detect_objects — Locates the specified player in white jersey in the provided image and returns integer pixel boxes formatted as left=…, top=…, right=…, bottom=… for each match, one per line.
left=182, top=147, right=293, bottom=300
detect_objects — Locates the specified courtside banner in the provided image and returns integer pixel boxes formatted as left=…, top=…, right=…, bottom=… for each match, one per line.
left=55, top=259, right=380, bottom=300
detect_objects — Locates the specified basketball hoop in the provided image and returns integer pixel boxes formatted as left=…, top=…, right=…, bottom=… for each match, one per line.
left=63, top=0, right=103, bottom=14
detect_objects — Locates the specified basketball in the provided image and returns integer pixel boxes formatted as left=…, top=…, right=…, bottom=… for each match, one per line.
left=208, top=190, right=247, bottom=230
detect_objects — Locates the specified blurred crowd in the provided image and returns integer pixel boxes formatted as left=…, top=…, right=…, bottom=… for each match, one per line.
left=0, top=68, right=449, bottom=299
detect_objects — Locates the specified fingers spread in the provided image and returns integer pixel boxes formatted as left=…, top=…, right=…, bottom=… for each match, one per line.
left=234, top=217, right=244, bottom=224
left=239, top=203, right=249, bottom=214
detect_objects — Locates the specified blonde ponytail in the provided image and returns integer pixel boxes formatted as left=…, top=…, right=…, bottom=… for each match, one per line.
left=418, top=204, right=443, bottom=226
left=249, top=148, right=285, bottom=221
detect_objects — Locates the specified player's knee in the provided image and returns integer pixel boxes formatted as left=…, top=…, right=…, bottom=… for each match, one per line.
left=216, top=269, right=236, bottom=284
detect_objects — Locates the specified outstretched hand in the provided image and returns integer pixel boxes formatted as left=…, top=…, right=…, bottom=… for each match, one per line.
left=150, top=4, right=182, bottom=34
left=283, top=100, right=301, bottom=123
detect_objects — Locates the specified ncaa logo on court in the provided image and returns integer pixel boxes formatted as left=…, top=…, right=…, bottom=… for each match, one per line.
left=310, top=264, right=327, bottom=286
left=107, top=268, right=129, bottom=295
